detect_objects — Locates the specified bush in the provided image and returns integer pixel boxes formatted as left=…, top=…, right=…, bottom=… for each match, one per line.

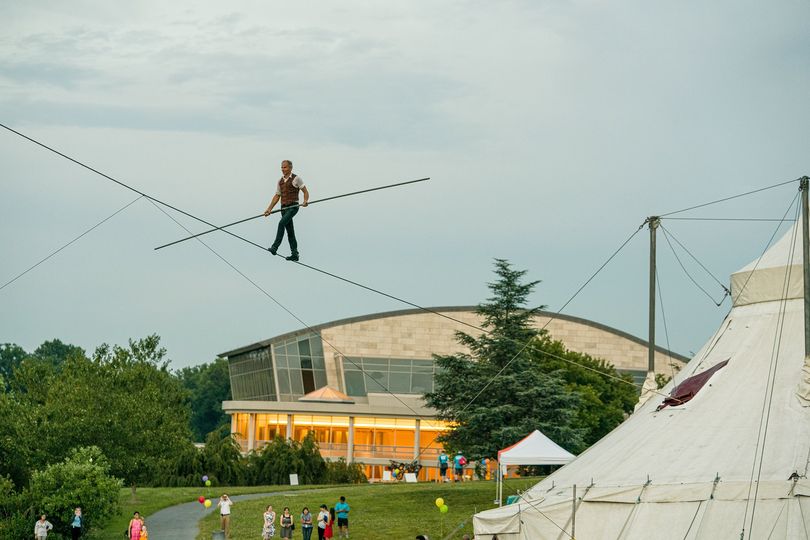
left=324, top=458, right=367, bottom=484
left=28, top=446, right=122, bottom=537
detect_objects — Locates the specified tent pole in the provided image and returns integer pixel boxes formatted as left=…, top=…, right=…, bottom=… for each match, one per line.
left=571, top=484, right=577, bottom=539
left=801, top=177, right=810, bottom=357
left=648, top=216, right=660, bottom=374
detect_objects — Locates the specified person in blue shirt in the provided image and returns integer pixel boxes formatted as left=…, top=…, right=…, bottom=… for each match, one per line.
left=453, top=451, right=467, bottom=482
left=70, top=507, right=83, bottom=539
left=438, top=451, right=450, bottom=483
left=335, top=496, right=350, bottom=538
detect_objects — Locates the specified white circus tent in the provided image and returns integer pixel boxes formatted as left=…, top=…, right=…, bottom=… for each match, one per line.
left=474, top=216, right=810, bottom=539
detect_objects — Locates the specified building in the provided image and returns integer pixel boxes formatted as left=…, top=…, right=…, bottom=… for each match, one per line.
left=221, top=307, right=688, bottom=480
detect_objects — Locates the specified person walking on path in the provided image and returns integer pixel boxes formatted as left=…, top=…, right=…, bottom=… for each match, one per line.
left=335, top=496, right=350, bottom=539
left=262, top=505, right=276, bottom=539
left=34, top=514, right=53, bottom=539
left=264, top=160, right=309, bottom=262
left=279, top=507, right=294, bottom=539
left=128, top=512, right=143, bottom=540
left=316, top=504, right=330, bottom=540
left=69, top=507, right=83, bottom=539
left=300, top=506, right=314, bottom=540
left=217, top=494, right=233, bottom=538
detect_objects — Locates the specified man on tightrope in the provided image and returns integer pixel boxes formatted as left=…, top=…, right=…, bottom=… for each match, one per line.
left=264, top=160, right=309, bottom=261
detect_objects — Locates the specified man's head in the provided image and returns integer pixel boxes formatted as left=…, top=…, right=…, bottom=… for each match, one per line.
left=281, top=160, right=293, bottom=176
left=339, top=496, right=346, bottom=502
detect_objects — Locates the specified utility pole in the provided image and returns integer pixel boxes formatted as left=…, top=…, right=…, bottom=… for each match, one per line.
left=648, top=216, right=660, bottom=374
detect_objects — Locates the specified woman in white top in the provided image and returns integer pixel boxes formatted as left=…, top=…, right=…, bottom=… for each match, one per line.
left=317, top=504, right=330, bottom=540
left=34, top=515, right=53, bottom=539
left=217, top=494, right=233, bottom=537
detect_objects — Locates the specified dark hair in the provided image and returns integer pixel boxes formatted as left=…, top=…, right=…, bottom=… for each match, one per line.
left=320, top=504, right=327, bottom=510
left=339, top=496, right=345, bottom=502
left=416, top=536, right=428, bottom=540
left=330, top=508, right=335, bottom=520
left=303, top=507, right=309, bottom=512
left=282, top=160, right=293, bottom=168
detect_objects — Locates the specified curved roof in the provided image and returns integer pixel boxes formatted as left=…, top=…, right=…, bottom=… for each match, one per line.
left=219, top=306, right=689, bottom=362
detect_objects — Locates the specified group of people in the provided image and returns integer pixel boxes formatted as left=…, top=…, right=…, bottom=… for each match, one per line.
left=34, top=507, right=84, bottom=539
left=217, top=493, right=350, bottom=540
left=438, top=450, right=468, bottom=482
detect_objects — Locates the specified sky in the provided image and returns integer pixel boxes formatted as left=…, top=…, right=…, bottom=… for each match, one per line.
left=1, top=1, right=808, bottom=369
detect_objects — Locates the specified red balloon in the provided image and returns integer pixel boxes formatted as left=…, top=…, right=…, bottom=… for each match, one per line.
left=198, top=496, right=205, bottom=504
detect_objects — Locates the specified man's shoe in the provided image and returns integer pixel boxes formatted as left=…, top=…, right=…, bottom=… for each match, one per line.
left=268, top=246, right=278, bottom=255
left=286, top=254, right=299, bottom=262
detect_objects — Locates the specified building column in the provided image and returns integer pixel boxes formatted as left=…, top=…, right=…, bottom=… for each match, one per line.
left=286, top=414, right=293, bottom=440
left=414, top=419, right=421, bottom=460
left=230, top=414, right=237, bottom=435
left=347, top=416, right=355, bottom=462
left=247, top=413, right=256, bottom=452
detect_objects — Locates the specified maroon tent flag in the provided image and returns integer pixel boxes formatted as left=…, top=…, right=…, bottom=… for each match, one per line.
left=657, top=359, right=730, bottom=410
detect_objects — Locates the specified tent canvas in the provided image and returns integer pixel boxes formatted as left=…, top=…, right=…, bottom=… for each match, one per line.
left=496, top=430, right=575, bottom=505
left=474, top=216, right=810, bottom=538
left=498, top=429, right=575, bottom=466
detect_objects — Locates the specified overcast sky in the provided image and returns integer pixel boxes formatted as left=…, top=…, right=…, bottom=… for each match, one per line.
left=1, top=1, right=808, bottom=369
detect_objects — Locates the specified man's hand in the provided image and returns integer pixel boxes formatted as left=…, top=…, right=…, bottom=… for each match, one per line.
left=302, top=200, right=308, bottom=207
left=263, top=208, right=272, bottom=217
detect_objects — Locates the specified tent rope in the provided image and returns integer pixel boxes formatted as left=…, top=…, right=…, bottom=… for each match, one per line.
left=741, top=199, right=801, bottom=539
left=659, top=178, right=801, bottom=217
left=659, top=224, right=730, bottom=306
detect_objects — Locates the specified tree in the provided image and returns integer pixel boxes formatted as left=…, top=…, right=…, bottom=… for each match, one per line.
left=0, top=343, right=27, bottom=389
left=38, top=335, right=193, bottom=493
left=530, top=337, right=638, bottom=451
left=28, top=446, right=122, bottom=537
left=0, top=388, right=31, bottom=487
left=33, top=339, right=85, bottom=369
left=425, top=259, right=584, bottom=459
left=176, top=358, right=232, bottom=441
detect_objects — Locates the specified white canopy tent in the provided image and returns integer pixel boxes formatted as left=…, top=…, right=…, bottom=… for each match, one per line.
left=497, top=430, right=575, bottom=506
left=474, top=217, right=810, bottom=539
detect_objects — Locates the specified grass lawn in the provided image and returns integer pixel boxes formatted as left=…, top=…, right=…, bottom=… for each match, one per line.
left=197, top=478, right=539, bottom=540
left=92, top=485, right=326, bottom=539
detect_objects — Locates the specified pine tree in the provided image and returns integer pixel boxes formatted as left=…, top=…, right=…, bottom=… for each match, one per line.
left=425, top=259, right=584, bottom=459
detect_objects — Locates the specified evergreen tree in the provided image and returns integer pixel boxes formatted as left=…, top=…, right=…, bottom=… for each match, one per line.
left=425, top=259, right=584, bottom=459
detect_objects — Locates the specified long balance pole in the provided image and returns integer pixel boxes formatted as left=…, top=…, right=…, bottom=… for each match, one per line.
left=154, top=177, right=430, bottom=250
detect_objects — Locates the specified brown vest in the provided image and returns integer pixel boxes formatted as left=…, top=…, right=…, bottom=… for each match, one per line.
left=278, top=174, right=300, bottom=205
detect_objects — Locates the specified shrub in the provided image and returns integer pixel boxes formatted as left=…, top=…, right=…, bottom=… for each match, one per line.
left=324, top=458, right=367, bottom=484
left=28, top=446, right=122, bottom=537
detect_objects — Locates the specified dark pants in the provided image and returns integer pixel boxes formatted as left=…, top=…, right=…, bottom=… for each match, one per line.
left=271, top=204, right=300, bottom=255
left=302, top=526, right=313, bottom=540
left=318, top=527, right=326, bottom=540
left=71, top=527, right=81, bottom=540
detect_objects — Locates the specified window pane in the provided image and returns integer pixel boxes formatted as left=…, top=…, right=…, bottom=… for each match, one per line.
left=345, top=371, right=366, bottom=396
left=389, top=359, right=411, bottom=372
left=388, top=372, right=410, bottom=393
left=290, top=370, right=304, bottom=394
left=411, top=373, right=433, bottom=393
left=312, top=356, right=325, bottom=369
left=298, top=339, right=311, bottom=356
left=277, top=369, right=291, bottom=394
left=365, top=371, right=388, bottom=393
left=275, top=354, right=288, bottom=368
left=310, top=338, right=324, bottom=357
left=286, top=341, right=299, bottom=356
left=302, top=370, right=315, bottom=394
left=314, top=369, right=327, bottom=389
left=301, top=357, right=313, bottom=369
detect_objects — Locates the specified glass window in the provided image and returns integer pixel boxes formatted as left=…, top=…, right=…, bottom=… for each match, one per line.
left=411, top=373, right=433, bottom=393
left=365, top=371, right=389, bottom=393
left=285, top=341, right=299, bottom=356
left=313, top=356, right=325, bottom=370
left=277, top=369, right=291, bottom=394
left=298, top=339, right=311, bottom=356
left=275, top=354, right=288, bottom=368
left=302, top=370, right=315, bottom=394
left=314, top=370, right=327, bottom=388
left=388, top=372, right=411, bottom=393
left=301, top=357, right=313, bottom=369
left=290, top=370, right=304, bottom=394
left=345, top=371, right=366, bottom=396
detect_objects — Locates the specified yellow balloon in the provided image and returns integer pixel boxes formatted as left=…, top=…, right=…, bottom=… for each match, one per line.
left=435, top=497, right=444, bottom=508
left=204, top=499, right=212, bottom=508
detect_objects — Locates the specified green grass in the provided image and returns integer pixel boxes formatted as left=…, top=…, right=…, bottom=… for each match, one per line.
left=197, top=479, right=539, bottom=540
left=92, top=485, right=325, bottom=539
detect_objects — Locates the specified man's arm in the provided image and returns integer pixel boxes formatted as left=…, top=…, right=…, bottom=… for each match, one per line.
left=301, top=186, right=309, bottom=207
left=264, top=194, right=280, bottom=216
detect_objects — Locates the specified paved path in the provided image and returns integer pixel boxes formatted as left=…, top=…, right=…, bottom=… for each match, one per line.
left=147, top=488, right=332, bottom=540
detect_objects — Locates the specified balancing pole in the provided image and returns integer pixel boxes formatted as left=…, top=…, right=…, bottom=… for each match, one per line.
left=154, top=177, right=430, bottom=250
